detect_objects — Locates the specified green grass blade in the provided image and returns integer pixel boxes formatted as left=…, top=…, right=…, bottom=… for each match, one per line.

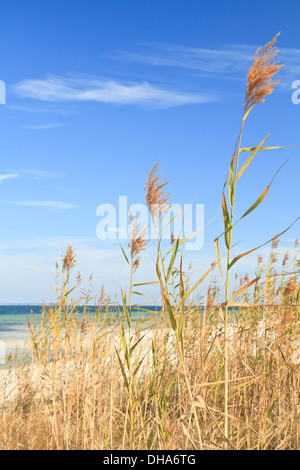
left=222, top=186, right=230, bottom=249
left=229, top=217, right=300, bottom=270
left=183, top=262, right=217, bottom=300
left=240, top=160, right=287, bottom=220
left=237, top=132, right=271, bottom=180
left=166, top=238, right=180, bottom=283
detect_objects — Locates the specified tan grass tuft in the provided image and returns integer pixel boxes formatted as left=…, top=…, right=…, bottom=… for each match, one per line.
left=144, top=160, right=171, bottom=220
left=206, top=286, right=214, bottom=310
left=283, top=277, right=297, bottom=298
left=128, top=209, right=149, bottom=271
left=80, top=316, right=89, bottom=335
left=244, top=33, right=283, bottom=114
left=272, top=235, right=280, bottom=250
left=282, top=252, right=289, bottom=267
left=62, top=244, right=77, bottom=270
left=76, top=272, right=82, bottom=284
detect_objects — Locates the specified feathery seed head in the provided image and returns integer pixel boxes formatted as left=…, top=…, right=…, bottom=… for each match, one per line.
left=206, top=286, right=214, bottom=310
left=128, top=209, right=149, bottom=272
left=244, top=33, right=283, bottom=115
left=144, top=160, right=171, bottom=221
left=283, top=277, right=297, bottom=298
left=272, top=236, right=280, bottom=250
left=81, top=316, right=89, bottom=335
left=282, top=252, right=289, bottom=267
left=62, top=245, right=76, bottom=270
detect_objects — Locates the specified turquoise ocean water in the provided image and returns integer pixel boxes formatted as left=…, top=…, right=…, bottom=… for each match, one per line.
left=0, top=304, right=159, bottom=366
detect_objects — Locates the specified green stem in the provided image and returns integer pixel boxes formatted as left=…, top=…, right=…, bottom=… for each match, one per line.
left=224, top=117, right=245, bottom=444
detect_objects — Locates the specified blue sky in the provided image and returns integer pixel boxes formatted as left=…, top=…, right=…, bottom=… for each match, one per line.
left=0, top=0, right=299, bottom=303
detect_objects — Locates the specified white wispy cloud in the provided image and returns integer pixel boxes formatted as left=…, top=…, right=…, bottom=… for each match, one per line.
left=1, top=169, right=64, bottom=182
left=13, top=169, right=65, bottom=179
left=0, top=173, right=19, bottom=183
left=13, top=76, right=216, bottom=108
left=8, top=104, right=76, bottom=114
left=112, top=42, right=300, bottom=85
left=0, top=235, right=99, bottom=251
left=113, top=43, right=253, bottom=77
left=9, top=200, right=77, bottom=211
left=24, top=122, right=64, bottom=130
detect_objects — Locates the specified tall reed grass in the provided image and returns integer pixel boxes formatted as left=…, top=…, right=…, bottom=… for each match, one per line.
left=0, top=33, right=299, bottom=450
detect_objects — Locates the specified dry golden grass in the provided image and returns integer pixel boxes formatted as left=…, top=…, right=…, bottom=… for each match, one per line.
left=0, top=33, right=299, bottom=451
left=0, top=247, right=299, bottom=450
left=244, top=32, right=283, bottom=113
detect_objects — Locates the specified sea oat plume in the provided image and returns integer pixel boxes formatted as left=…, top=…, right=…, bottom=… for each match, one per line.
left=128, top=209, right=149, bottom=272
left=62, top=244, right=77, bottom=270
left=284, top=277, right=297, bottom=298
left=98, top=285, right=110, bottom=306
left=76, top=272, right=82, bottom=284
left=133, top=258, right=140, bottom=271
left=244, top=33, right=283, bottom=115
left=282, top=252, right=289, bottom=267
left=272, top=236, right=280, bottom=250
left=206, top=286, right=214, bottom=310
left=144, top=160, right=171, bottom=220
left=81, top=316, right=89, bottom=335
left=99, top=285, right=105, bottom=304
